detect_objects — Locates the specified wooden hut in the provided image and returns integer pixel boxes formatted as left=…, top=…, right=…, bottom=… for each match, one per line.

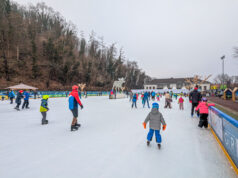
left=232, top=87, right=238, bottom=102
left=223, top=88, right=232, bottom=100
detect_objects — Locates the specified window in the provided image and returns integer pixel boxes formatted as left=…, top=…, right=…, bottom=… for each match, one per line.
left=153, top=86, right=155, bottom=89
left=149, top=87, right=151, bottom=89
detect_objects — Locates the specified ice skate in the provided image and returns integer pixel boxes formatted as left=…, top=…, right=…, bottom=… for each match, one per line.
left=158, top=144, right=161, bottom=149
left=41, top=119, right=48, bottom=125
left=75, top=123, right=81, bottom=127
left=71, top=125, right=78, bottom=131
left=14, top=107, right=20, bottom=111
left=147, top=141, right=150, bottom=146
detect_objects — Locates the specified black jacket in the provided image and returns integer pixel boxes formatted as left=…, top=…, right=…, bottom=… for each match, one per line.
left=189, top=90, right=202, bottom=104
left=15, top=92, right=23, bottom=104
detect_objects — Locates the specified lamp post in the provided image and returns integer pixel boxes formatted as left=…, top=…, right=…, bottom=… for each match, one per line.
left=221, top=55, right=225, bottom=90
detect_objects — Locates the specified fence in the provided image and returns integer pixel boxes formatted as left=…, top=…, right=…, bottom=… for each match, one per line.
left=209, top=106, right=238, bottom=170
left=0, top=91, right=110, bottom=99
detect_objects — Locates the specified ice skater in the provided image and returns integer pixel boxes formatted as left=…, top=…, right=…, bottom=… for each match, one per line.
left=8, top=90, right=15, bottom=104
left=131, top=93, right=137, bottom=108
left=143, top=103, right=167, bottom=149
left=164, top=92, right=172, bottom=109
left=195, top=97, right=215, bottom=128
left=40, top=95, right=49, bottom=125
left=156, top=93, right=160, bottom=101
left=178, top=95, right=184, bottom=110
left=143, top=91, right=150, bottom=108
left=14, top=90, right=24, bottom=111
left=22, top=91, right=30, bottom=109
left=68, top=85, right=83, bottom=131
left=189, top=86, right=202, bottom=117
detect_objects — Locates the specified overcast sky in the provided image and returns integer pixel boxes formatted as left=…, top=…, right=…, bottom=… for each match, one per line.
left=15, top=0, right=238, bottom=80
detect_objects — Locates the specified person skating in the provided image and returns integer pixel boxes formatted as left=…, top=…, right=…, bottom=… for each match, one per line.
left=14, top=90, right=24, bottom=111
left=22, top=91, right=30, bottom=109
left=178, top=96, right=184, bottom=110
left=40, top=95, right=49, bottom=125
left=143, top=91, right=150, bottom=108
left=8, top=90, right=15, bottom=104
left=151, top=91, right=156, bottom=101
left=131, top=93, right=137, bottom=108
left=156, top=93, right=160, bottom=101
left=164, top=92, right=172, bottom=109
left=68, top=85, right=83, bottom=131
left=143, top=103, right=166, bottom=149
left=189, top=86, right=202, bottom=117
left=195, top=97, right=215, bottom=128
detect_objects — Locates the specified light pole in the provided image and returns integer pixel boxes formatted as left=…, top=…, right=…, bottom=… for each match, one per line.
left=221, top=55, right=225, bottom=90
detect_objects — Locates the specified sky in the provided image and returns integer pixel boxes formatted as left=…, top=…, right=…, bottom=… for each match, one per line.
left=14, top=0, right=238, bottom=80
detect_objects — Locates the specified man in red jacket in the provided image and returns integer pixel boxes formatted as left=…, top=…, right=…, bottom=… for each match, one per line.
left=68, top=85, right=83, bottom=131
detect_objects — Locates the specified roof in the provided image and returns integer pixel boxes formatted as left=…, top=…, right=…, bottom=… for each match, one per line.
left=6, top=83, right=38, bottom=90
left=145, top=77, right=211, bottom=85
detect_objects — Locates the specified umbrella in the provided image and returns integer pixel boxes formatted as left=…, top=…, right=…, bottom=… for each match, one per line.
left=6, top=83, right=38, bottom=90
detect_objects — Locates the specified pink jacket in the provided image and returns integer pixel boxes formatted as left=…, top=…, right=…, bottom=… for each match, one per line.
left=178, top=97, right=184, bottom=103
left=195, top=102, right=215, bottom=114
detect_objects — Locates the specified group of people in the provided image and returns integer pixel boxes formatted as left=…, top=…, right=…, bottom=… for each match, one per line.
left=189, top=86, right=215, bottom=128
left=39, top=85, right=84, bottom=131
left=12, top=90, right=30, bottom=111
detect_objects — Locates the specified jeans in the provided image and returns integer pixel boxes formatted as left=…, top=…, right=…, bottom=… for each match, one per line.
left=143, top=98, right=150, bottom=108
left=147, top=129, right=161, bottom=143
left=132, top=101, right=137, bottom=108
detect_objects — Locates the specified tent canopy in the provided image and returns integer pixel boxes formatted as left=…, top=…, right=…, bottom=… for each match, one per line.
left=6, top=83, right=38, bottom=90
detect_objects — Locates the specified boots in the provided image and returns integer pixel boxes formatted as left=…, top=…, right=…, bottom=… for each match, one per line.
left=71, top=125, right=78, bottom=131
left=41, top=119, right=48, bottom=125
left=75, top=123, right=81, bottom=127
left=147, top=141, right=150, bottom=146
left=158, top=144, right=161, bottom=149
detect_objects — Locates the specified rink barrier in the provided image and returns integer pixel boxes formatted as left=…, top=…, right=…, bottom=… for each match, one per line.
left=209, top=106, right=238, bottom=174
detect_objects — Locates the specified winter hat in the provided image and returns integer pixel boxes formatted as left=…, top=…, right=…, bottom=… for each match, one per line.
left=202, top=97, right=207, bottom=102
left=42, top=95, right=49, bottom=100
left=19, top=90, right=23, bottom=93
left=152, top=102, right=159, bottom=109
left=72, top=85, right=79, bottom=90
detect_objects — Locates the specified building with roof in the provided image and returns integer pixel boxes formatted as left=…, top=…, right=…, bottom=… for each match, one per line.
left=144, top=77, right=211, bottom=91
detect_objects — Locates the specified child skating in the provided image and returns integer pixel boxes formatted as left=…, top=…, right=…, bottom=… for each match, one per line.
left=68, top=85, right=83, bottom=131
left=131, top=93, right=137, bottom=108
left=195, top=97, right=215, bottom=128
left=40, top=95, right=49, bottom=125
left=178, top=96, right=184, bottom=110
left=143, top=103, right=167, bottom=149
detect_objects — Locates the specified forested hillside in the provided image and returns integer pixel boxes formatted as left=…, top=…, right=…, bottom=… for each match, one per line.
left=0, top=0, right=148, bottom=90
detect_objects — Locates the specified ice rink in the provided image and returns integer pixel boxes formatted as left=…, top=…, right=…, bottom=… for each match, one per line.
left=0, top=96, right=236, bottom=178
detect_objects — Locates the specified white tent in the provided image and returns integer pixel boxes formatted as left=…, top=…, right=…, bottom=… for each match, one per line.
left=6, top=83, right=38, bottom=90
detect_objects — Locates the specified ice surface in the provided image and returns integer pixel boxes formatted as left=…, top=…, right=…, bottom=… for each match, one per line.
left=0, top=96, right=236, bottom=178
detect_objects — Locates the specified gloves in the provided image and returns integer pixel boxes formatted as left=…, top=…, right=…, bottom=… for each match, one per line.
left=189, top=100, right=192, bottom=103
left=80, top=105, right=84, bottom=109
left=162, top=125, right=167, bottom=131
left=143, top=122, right=146, bottom=129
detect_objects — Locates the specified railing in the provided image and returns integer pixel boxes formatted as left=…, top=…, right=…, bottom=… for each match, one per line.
left=209, top=106, right=238, bottom=168
left=0, top=91, right=110, bottom=99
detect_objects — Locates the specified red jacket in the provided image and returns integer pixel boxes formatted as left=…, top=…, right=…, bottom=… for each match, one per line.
left=195, top=102, right=215, bottom=114
left=178, top=97, right=184, bottom=103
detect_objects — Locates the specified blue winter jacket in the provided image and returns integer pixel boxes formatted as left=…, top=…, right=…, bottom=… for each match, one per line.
left=24, top=92, right=30, bottom=100
left=144, top=92, right=148, bottom=99
left=9, top=91, right=15, bottom=98
left=151, top=92, right=156, bottom=97
left=132, top=94, right=137, bottom=102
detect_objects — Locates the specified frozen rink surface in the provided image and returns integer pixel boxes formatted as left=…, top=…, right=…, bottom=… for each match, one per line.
left=0, top=96, right=237, bottom=178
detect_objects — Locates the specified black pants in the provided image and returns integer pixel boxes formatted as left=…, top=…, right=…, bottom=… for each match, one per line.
left=22, top=100, right=29, bottom=109
left=10, top=97, right=13, bottom=104
left=16, top=103, right=21, bottom=109
left=198, top=114, right=208, bottom=128
left=191, top=103, right=198, bottom=116
left=41, top=112, right=47, bottom=121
